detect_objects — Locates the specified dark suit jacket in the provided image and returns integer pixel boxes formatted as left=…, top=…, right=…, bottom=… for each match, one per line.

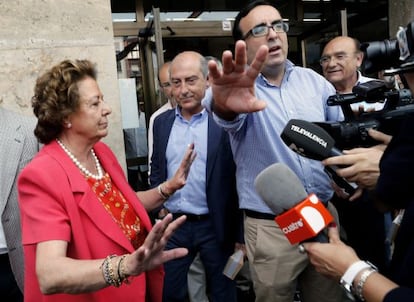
left=376, top=115, right=414, bottom=288
left=150, top=109, right=243, bottom=247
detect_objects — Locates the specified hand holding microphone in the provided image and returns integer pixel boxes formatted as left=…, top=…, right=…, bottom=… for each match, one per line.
left=254, top=163, right=334, bottom=244
left=280, top=119, right=358, bottom=196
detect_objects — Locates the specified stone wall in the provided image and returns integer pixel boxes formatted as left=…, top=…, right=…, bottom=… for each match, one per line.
left=0, top=0, right=126, bottom=170
left=389, top=0, right=414, bottom=36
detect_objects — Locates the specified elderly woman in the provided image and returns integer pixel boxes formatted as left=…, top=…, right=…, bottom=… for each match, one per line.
left=17, top=59, right=195, bottom=302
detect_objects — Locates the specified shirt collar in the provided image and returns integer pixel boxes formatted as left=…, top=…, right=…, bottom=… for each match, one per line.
left=257, top=59, right=294, bottom=87
left=175, top=106, right=207, bottom=121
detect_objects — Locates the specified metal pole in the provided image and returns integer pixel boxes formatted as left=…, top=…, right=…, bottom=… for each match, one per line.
left=340, top=9, right=348, bottom=36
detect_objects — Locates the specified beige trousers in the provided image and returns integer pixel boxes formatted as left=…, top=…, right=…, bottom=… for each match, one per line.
left=244, top=202, right=350, bottom=302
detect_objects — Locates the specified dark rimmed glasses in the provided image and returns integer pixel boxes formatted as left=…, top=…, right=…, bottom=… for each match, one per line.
left=243, top=20, right=289, bottom=39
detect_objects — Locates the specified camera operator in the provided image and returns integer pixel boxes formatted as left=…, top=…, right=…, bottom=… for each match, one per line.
left=321, top=35, right=392, bottom=273
left=301, top=29, right=414, bottom=301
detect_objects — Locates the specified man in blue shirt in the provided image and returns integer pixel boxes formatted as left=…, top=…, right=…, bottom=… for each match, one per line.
left=203, top=1, right=347, bottom=301
left=150, top=51, right=243, bottom=302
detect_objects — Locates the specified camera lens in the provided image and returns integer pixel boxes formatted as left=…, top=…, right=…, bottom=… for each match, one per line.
left=361, top=39, right=400, bottom=74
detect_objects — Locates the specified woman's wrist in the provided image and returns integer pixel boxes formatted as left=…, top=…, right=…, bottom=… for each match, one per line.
left=340, top=261, right=370, bottom=297
left=118, top=254, right=135, bottom=284
left=353, top=268, right=377, bottom=301
left=101, top=254, right=134, bottom=287
left=340, top=260, right=378, bottom=301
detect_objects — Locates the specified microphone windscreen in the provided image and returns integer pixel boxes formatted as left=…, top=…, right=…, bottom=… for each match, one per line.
left=281, top=119, right=337, bottom=160
left=254, top=163, right=307, bottom=215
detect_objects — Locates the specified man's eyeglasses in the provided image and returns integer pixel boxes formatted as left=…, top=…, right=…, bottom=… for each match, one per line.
left=319, top=52, right=357, bottom=66
left=243, top=21, right=289, bottom=39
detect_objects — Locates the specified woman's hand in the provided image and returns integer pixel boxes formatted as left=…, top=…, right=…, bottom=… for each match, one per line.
left=123, top=214, right=188, bottom=276
left=302, top=225, right=360, bottom=280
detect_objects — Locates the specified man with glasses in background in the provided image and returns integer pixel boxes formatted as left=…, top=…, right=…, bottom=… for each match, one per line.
left=148, top=61, right=176, bottom=174
left=203, top=1, right=347, bottom=301
left=320, top=36, right=383, bottom=112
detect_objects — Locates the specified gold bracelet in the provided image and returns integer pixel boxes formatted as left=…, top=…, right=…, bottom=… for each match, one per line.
left=119, top=254, right=133, bottom=284
left=101, top=256, right=111, bottom=286
left=101, top=254, right=121, bottom=287
left=109, top=255, right=122, bottom=287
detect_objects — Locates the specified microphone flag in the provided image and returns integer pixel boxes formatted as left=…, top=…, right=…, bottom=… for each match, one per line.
left=275, top=193, right=334, bottom=244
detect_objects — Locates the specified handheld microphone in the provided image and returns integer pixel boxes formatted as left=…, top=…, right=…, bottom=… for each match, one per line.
left=280, top=119, right=342, bottom=160
left=254, top=163, right=334, bottom=244
left=281, top=119, right=357, bottom=195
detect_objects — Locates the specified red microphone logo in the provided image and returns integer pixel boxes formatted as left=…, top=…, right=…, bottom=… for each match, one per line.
left=275, top=194, right=333, bottom=244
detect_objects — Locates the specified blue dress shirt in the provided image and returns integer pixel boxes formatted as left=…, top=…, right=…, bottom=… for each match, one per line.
left=164, top=107, right=209, bottom=215
left=203, top=60, right=344, bottom=214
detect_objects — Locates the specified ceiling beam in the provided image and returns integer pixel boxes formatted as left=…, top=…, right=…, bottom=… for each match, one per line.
left=188, top=11, right=203, bottom=19
left=113, top=20, right=233, bottom=38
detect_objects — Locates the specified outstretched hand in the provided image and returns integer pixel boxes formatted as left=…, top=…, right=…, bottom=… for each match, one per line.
left=166, top=143, right=197, bottom=192
left=208, top=40, right=268, bottom=120
left=124, top=214, right=188, bottom=276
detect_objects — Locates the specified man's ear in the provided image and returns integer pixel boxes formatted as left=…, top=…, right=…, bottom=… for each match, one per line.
left=356, top=51, right=364, bottom=68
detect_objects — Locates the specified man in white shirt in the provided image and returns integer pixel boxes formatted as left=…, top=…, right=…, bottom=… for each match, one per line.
left=320, top=36, right=384, bottom=112
left=320, top=35, right=392, bottom=273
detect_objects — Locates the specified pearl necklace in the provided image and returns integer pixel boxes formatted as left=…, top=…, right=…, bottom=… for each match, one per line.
left=56, top=139, right=104, bottom=180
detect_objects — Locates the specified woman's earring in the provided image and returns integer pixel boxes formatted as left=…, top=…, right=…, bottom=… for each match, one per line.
left=66, top=122, right=72, bottom=128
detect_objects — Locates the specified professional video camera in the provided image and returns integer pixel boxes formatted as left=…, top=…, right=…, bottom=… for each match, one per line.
left=315, top=20, right=414, bottom=149
left=362, top=20, right=414, bottom=74
left=314, top=80, right=414, bottom=149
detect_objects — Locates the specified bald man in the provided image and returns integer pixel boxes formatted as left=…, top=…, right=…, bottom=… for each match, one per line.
left=321, top=36, right=391, bottom=273
left=320, top=36, right=383, bottom=111
left=150, top=51, right=243, bottom=302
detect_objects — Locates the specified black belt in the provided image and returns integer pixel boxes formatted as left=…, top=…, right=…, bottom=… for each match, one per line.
left=244, top=209, right=275, bottom=220
left=172, top=213, right=209, bottom=222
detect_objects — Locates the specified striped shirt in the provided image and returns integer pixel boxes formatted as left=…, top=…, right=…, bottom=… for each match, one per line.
left=203, top=60, right=343, bottom=214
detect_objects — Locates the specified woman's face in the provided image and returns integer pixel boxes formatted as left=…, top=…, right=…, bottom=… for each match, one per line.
left=67, top=77, right=112, bottom=142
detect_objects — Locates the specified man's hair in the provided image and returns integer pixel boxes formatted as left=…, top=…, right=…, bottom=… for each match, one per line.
left=232, top=0, right=275, bottom=42
left=157, top=61, right=171, bottom=83
left=200, top=56, right=209, bottom=78
left=352, top=38, right=362, bottom=54
left=323, top=37, right=363, bottom=55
